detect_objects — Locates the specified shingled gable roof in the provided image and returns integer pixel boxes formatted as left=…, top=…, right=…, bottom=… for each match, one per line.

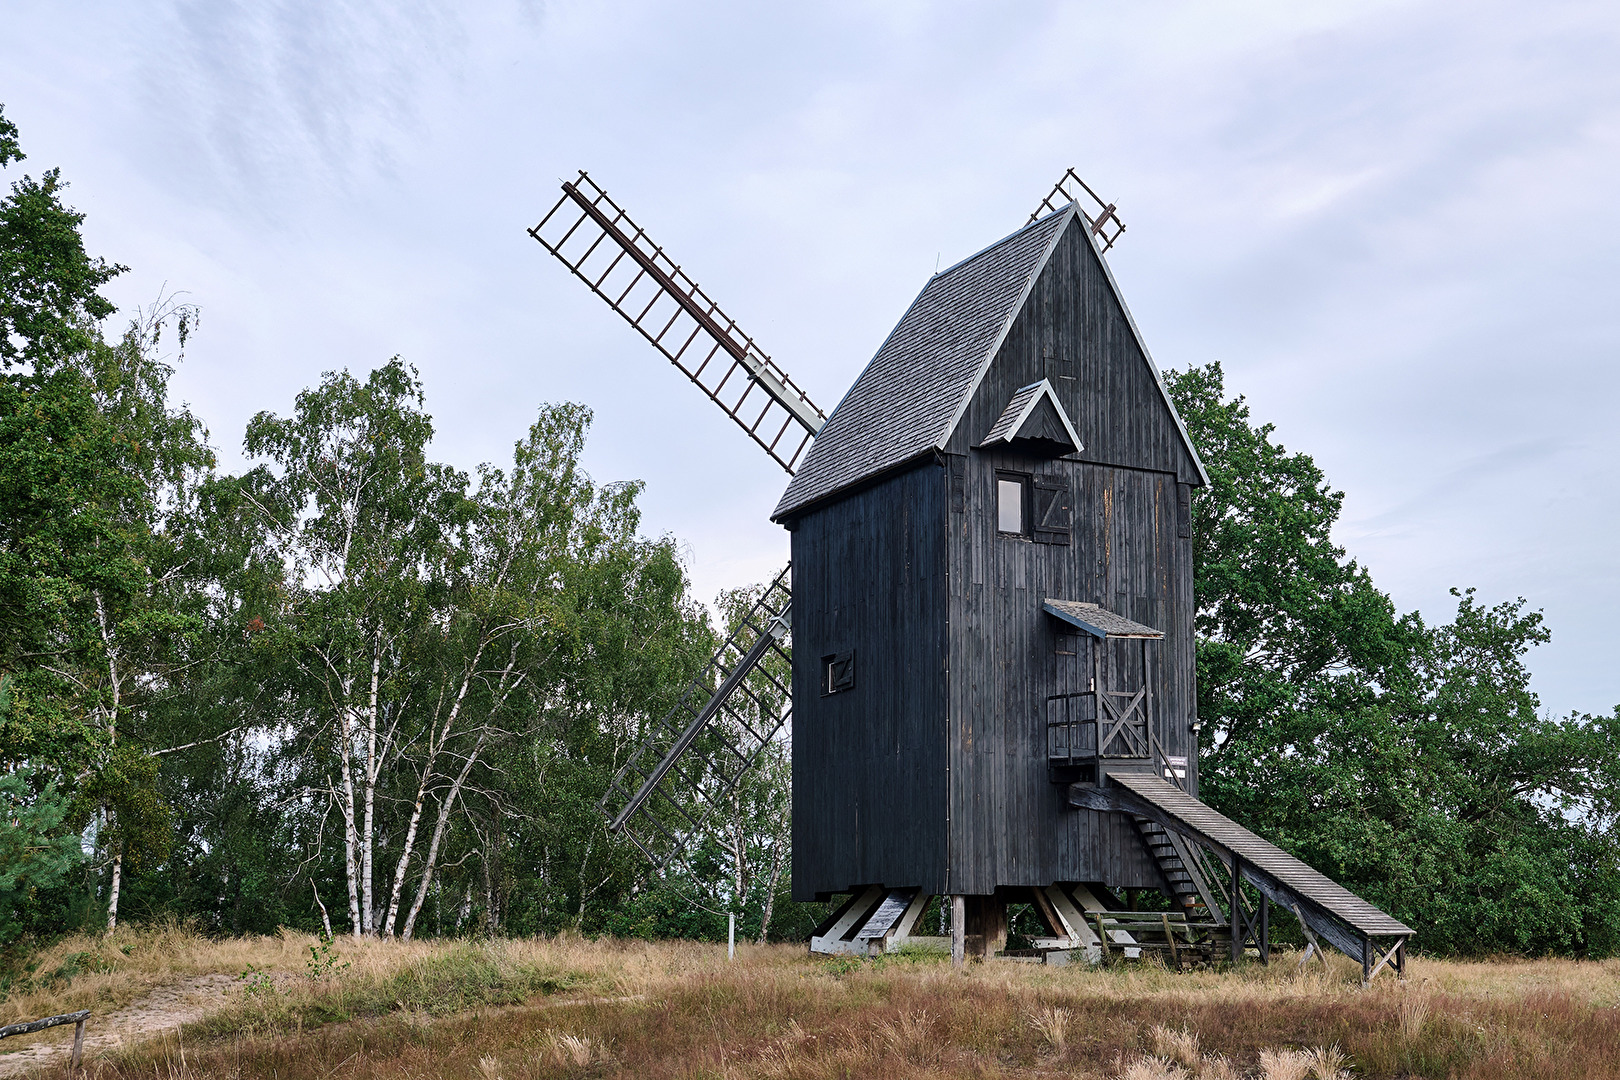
left=772, top=204, right=1207, bottom=521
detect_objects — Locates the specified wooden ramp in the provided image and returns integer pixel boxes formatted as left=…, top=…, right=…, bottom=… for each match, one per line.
left=1069, top=773, right=1413, bottom=983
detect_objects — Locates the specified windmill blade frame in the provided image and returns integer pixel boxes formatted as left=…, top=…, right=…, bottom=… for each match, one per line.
left=599, top=565, right=794, bottom=871
left=530, top=172, right=825, bottom=474
left=1029, top=167, right=1126, bottom=252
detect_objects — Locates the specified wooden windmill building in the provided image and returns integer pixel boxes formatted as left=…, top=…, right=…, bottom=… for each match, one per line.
left=530, top=170, right=1413, bottom=981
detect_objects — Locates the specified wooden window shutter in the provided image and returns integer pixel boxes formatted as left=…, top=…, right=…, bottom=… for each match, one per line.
left=1032, top=480, right=1071, bottom=544
left=1177, top=483, right=1192, bottom=539
left=947, top=454, right=967, bottom=515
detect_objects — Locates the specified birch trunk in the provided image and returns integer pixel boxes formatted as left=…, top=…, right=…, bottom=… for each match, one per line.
left=106, top=853, right=122, bottom=932
left=382, top=766, right=434, bottom=939
left=382, top=641, right=486, bottom=937
left=756, top=841, right=786, bottom=945
left=96, top=594, right=125, bottom=933
left=312, top=881, right=333, bottom=937
left=337, top=704, right=362, bottom=938
left=361, top=638, right=382, bottom=935
left=400, top=730, right=486, bottom=940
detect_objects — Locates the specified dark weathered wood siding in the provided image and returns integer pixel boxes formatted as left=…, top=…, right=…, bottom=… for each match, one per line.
left=789, top=463, right=950, bottom=901
left=941, top=215, right=1203, bottom=483
left=787, top=213, right=1201, bottom=899
left=942, top=452, right=1194, bottom=893
left=939, top=214, right=1199, bottom=894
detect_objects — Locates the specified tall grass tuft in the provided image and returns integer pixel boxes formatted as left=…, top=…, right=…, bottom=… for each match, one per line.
left=1195, top=1054, right=1244, bottom=1079
left=543, top=1032, right=598, bottom=1068
left=1029, top=1004, right=1072, bottom=1051
left=1150, top=1022, right=1202, bottom=1070
left=1258, top=1047, right=1312, bottom=1080
left=1398, top=994, right=1429, bottom=1042
left=1306, top=1044, right=1351, bottom=1079
left=1118, top=1055, right=1189, bottom=1080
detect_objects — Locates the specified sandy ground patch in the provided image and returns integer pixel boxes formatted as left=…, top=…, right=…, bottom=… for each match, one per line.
left=0, top=973, right=239, bottom=1077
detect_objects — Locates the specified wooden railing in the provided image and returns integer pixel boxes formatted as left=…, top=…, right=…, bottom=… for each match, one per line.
left=0, top=1009, right=89, bottom=1067
left=1047, top=688, right=1158, bottom=763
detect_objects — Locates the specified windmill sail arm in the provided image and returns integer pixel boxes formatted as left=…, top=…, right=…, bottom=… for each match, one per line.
left=1028, top=167, right=1126, bottom=253
left=610, top=604, right=790, bottom=832
left=530, top=173, right=825, bottom=473
left=556, top=182, right=824, bottom=438
left=597, top=565, right=794, bottom=872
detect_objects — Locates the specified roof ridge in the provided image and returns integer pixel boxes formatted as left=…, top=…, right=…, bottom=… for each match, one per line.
left=930, top=204, right=1077, bottom=282
left=772, top=207, right=1075, bottom=521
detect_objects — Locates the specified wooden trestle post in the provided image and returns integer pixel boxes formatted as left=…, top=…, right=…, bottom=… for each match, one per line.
left=1258, top=893, right=1270, bottom=963
left=1231, top=856, right=1243, bottom=962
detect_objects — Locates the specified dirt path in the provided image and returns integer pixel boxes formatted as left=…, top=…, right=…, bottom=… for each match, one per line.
left=0, top=973, right=239, bottom=1077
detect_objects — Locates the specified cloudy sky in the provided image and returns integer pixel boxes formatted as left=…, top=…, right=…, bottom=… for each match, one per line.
left=5, top=0, right=1617, bottom=717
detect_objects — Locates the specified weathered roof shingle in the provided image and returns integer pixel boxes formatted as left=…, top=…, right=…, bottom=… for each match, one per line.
left=1043, top=600, right=1163, bottom=639
left=772, top=207, right=1075, bottom=520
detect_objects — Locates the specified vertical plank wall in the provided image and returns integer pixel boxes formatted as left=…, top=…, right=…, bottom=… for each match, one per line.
left=789, top=463, right=951, bottom=901
left=941, top=214, right=1201, bottom=895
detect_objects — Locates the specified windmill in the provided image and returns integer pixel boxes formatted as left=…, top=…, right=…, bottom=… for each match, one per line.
left=528, top=170, right=1413, bottom=981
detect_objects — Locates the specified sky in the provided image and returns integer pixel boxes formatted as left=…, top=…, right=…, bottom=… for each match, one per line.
left=3, top=0, right=1618, bottom=718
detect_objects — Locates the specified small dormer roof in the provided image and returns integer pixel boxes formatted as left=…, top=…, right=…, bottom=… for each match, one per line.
left=975, top=379, right=1082, bottom=454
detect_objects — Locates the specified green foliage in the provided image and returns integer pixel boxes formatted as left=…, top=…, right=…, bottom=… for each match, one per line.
left=237, top=963, right=276, bottom=997
left=304, top=932, right=349, bottom=979
left=0, top=104, right=123, bottom=371
left=1166, top=361, right=1620, bottom=957
left=82, top=747, right=174, bottom=872
left=0, top=106, right=20, bottom=167
left=0, top=109, right=217, bottom=942
left=0, top=768, right=82, bottom=940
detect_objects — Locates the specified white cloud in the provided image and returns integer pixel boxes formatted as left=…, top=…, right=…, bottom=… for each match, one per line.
left=5, top=0, right=1619, bottom=715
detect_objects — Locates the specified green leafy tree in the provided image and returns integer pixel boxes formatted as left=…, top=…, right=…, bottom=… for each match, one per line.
left=464, top=414, right=714, bottom=938
left=241, top=359, right=465, bottom=937
left=0, top=107, right=214, bottom=934
left=1166, top=361, right=1620, bottom=956
left=0, top=104, right=123, bottom=371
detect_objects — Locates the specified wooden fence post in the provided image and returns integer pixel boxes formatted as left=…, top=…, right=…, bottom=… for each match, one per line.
left=0, top=1009, right=91, bottom=1069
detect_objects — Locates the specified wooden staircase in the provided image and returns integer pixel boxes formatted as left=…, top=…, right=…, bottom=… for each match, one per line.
left=1072, top=774, right=1413, bottom=982
left=1132, top=815, right=1227, bottom=926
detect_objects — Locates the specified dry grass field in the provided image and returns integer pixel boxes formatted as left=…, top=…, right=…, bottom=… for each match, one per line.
left=3, top=924, right=1619, bottom=1079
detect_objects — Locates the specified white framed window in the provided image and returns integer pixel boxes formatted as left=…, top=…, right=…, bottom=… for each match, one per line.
left=822, top=652, right=855, bottom=695
left=997, top=474, right=1028, bottom=535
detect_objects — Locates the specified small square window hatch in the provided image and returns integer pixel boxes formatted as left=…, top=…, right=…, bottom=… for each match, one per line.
left=823, top=651, right=855, bottom=695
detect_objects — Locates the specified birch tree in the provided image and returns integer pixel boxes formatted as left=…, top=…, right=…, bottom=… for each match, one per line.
left=393, top=404, right=712, bottom=938
left=386, top=404, right=599, bottom=937
left=243, top=359, right=464, bottom=937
